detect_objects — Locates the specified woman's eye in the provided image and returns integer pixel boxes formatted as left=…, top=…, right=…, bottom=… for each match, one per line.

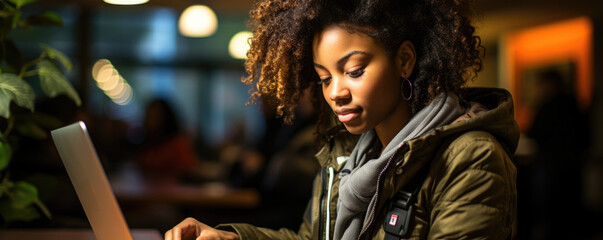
left=347, top=68, right=365, bottom=78
left=318, top=77, right=332, bottom=85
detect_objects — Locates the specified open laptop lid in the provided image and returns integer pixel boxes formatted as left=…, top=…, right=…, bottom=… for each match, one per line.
left=51, top=121, right=133, bottom=240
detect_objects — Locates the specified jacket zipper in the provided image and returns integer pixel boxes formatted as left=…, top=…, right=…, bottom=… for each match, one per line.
left=325, top=167, right=335, bottom=240
left=358, top=154, right=396, bottom=240
left=318, top=168, right=327, bottom=240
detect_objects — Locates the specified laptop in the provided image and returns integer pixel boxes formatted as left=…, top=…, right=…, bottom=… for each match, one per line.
left=51, top=121, right=162, bottom=240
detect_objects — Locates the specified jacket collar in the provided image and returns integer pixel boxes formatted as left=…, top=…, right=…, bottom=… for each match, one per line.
left=315, top=130, right=359, bottom=171
left=314, top=88, right=519, bottom=173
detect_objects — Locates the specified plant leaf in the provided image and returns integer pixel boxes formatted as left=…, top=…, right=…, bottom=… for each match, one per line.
left=22, top=174, right=54, bottom=219
left=9, top=181, right=38, bottom=208
left=1, top=65, right=18, bottom=75
left=7, top=0, right=38, bottom=9
left=37, top=60, right=81, bottom=106
left=11, top=10, right=22, bottom=29
left=15, top=121, right=47, bottom=140
left=0, top=10, right=15, bottom=18
left=0, top=177, right=10, bottom=199
left=16, top=112, right=63, bottom=130
left=0, top=181, right=48, bottom=222
left=42, top=44, right=71, bottom=71
left=23, top=11, right=63, bottom=27
left=0, top=141, right=12, bottom=171
left=0, top=73, right=35, bottom=118
left=0, top=198, right=41, bottom=223
left=34, top=198, right=51, bottom=219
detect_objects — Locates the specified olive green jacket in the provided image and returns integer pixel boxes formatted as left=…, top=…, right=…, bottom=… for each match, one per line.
left=219, top=88, right=519, bottom=240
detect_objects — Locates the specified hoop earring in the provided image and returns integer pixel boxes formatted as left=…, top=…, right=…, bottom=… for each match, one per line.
left=401, top=77, right=412, bottom=101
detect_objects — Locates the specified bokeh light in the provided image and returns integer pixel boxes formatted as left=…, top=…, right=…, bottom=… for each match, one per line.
left=228, top=31, right=253, bottom=59
left=91, top=59, right=134, bottom=105
left=103, top=0, right=149, bottom=5
left=178, top=5, right=218, bottom=38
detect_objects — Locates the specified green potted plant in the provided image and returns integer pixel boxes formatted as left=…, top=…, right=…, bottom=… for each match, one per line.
left=0, top=0, right=81, bottom=224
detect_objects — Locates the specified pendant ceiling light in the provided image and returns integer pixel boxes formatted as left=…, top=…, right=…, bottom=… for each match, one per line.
left=178, top=5, right=218, bottom=38
left=103, top=0, right=149, bottom=5
left=229, top=31, right=253, bottom=59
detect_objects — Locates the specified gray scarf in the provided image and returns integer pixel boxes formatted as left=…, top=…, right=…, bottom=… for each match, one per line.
left=333, top=92, right=464, bottom=240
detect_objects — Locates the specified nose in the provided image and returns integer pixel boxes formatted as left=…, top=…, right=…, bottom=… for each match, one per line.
left=327, top=76, right=350, bottom=103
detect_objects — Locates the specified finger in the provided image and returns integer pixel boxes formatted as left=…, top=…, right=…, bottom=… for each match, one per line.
left=164, top=229, right=172, bottom=240
left=174, top=227, right=182, bottom=240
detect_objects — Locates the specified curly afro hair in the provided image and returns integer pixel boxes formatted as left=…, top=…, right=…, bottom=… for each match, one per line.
left=243, top=0, right=483, bottom=132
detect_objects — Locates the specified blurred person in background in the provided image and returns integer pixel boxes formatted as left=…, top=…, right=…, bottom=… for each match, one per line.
left=138, top=99, right=201, bottom=184
left=165, top=0, right=519, bottom=239
left=256, top=87, right=321, bottom=230
left=524, top=70, right=589, bottom=239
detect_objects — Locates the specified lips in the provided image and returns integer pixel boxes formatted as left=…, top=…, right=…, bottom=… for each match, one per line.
left=336, top=108, right=361, bottom=123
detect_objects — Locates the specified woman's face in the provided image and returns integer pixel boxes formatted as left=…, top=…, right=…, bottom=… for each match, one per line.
left=312, top=25, right=413, bottom=135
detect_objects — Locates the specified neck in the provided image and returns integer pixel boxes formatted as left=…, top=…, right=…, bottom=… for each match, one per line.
left=375, top=102, right=412, bottom=154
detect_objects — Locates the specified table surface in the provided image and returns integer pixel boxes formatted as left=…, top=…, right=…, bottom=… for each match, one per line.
left=110, top=164, right=261, bottom=208
left=112, top=180, right=261, bottom=208
left=0, top=229, right=163, bottom=240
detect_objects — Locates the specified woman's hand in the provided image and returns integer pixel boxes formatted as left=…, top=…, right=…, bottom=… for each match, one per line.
left=164, top=217, right=240, bottom=240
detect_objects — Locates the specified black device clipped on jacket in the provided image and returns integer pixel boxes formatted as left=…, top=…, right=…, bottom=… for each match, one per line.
left=382, top=152, right=433, bottom=240
left=383, top=189, right=418, bottom=240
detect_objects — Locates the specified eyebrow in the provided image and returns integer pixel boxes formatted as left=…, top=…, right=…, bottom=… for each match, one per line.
left=313, top=50, right=369, bottom=70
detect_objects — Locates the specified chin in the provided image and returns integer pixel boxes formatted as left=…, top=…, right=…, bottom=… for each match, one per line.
left=343, top=124, right=370, bottom=135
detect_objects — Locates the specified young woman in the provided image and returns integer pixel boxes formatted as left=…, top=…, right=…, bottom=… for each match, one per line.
left=165, top=0, right=519, bottom=239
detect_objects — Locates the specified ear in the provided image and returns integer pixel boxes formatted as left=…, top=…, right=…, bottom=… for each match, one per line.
left=395, top=41, right=416, bottom=79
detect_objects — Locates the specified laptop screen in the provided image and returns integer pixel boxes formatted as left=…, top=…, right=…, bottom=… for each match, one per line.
left=51, top=121, right=134, bottom=240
